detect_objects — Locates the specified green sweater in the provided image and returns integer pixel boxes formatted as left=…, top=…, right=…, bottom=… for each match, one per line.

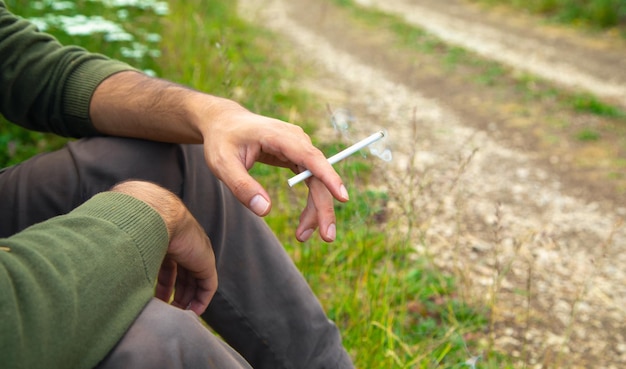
left=1, top=2, right=171, bottom=368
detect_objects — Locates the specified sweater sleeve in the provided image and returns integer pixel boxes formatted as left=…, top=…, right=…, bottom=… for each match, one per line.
left=0, top=1, right=136, bottom=137
left=0, top=192, right=169, bottom=369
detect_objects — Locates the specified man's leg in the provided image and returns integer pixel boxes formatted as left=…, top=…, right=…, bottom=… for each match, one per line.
left=96, top=298, right=252, bottom=369
left=0, top=137, right=353, bottom=369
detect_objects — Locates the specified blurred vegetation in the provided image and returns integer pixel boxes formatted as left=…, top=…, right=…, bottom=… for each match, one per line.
left=474, top=0, right=626, bottom=33
left=1, top=0, right=165, bottom=167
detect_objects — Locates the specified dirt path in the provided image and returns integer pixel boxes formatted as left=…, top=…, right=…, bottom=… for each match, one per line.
left=238, top=0, right=626, bottom=367
left=360, top=0, right=626, bottom=109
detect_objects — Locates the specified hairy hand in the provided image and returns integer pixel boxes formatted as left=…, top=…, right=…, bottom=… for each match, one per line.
left=110, top=181, right=217, bottom=315
left=192, top=100, right=350, bottom=242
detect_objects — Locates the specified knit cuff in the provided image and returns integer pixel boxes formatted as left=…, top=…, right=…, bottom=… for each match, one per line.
left=69, top=192, right=169, bottom=284
left=62, top=58, right=136, bottom=136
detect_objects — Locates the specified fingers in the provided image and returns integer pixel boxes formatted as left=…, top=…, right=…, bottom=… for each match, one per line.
left=172, top=267, right=193, bottom=309
left=216, top=142, right=347, bottom=221
left=216, top=160, right=272, bottom=217
left=166, top=213, right=218, bottom=314
left=157, top=258, right=217, bottom=316
left=170, top=268, right=216, bottom=316
left=155, top=257, right=177, bottom=302
left=296, top=194, right=317, bottom=242
left=297, top=151, right=348, bottom=203
left=296, top=177, right=337, bottom=243
left=271, top=131, right=349, bottom=204
left=199, top=111, right=351, bottom=245
left=202, top=116, right=350, bottom=219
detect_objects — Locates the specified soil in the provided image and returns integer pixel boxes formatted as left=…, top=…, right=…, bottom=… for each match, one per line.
left=238, top=0, right=626, bottom=368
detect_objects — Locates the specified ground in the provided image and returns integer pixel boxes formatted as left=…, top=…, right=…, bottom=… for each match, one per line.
left=238, top=0, right=626, bottom=367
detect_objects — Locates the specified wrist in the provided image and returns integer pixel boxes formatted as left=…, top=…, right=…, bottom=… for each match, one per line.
left=109, top=181, right=185, bottom=239
left=186, top=92, right=249, bottom=142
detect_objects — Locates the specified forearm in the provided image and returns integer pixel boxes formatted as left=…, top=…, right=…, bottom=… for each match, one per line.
left=90, top=71, right=247, bottom=144
left=0, top=192, right=169, bottom=369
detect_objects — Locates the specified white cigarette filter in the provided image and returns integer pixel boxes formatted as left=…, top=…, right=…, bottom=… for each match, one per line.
left=288, top=130, right=386, bottom=187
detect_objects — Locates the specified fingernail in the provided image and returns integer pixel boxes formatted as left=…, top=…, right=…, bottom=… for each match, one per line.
left=340, top=184, right=349, bottom=200
left=300, top=228, right=314, bottom=242
left=326, top=223, right=336, bottom=242
left=250, top=194, right=270, bottom=216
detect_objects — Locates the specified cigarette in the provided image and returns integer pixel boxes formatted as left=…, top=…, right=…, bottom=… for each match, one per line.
left=288, top=130, right=386, bottom=187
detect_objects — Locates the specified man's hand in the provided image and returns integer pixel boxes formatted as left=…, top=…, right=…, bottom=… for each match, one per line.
left=191, top=102, right=350, bottom=242
left=110, top=181, right=217, bottom=315
left=91, top=71, right=349, bottom=242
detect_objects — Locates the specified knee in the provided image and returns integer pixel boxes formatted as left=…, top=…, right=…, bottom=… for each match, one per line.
left=141, top=299, right=208, bottom=337
left=99, top=300, right=215, bottom=369
left=68, top=137, right=184, bottom=196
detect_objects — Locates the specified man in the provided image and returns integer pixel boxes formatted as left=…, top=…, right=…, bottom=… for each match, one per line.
left=0, top=2, right=354, bottom=368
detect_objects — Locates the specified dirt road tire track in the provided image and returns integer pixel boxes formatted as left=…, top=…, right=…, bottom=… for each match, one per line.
left=238, top=0, right=626, bottom=367
left=362, top=0, right=626, bottom=108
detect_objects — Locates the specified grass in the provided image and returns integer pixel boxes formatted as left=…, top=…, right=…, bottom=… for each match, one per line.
left=473, top=0, right=626, bottom=33
left=572, top=93, right=625, bottom=117
left=576, top=128, right=601, bottom=141
left=1, top=1, right=505, bottom=368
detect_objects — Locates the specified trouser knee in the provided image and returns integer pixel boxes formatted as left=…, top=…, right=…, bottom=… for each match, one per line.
left=97, top=299, right=252, bottom=369
left=0, top=137, right=186, bottom=236
left=66, top=136, right=185, bottom=196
